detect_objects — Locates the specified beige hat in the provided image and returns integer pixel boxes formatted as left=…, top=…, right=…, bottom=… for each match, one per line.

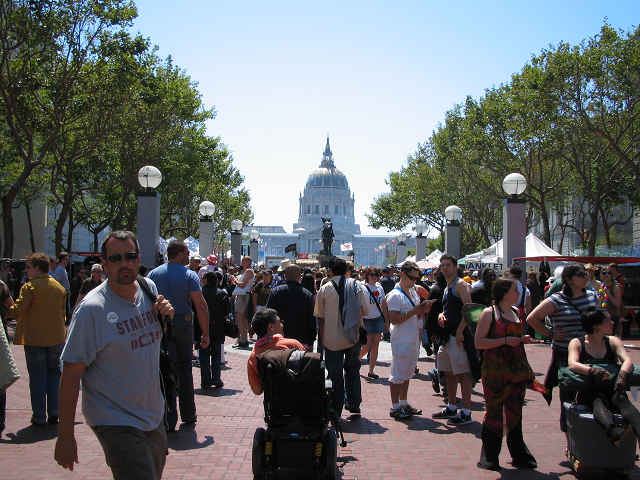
left=91, top=263, right=103, bottom=272
left=277, top=259, right=292, bottom=273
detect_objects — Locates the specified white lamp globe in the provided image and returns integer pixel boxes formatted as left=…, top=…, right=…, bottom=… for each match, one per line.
left=250, top=229, right=259, bottom=241
left=199, top=201, right=215, bottom=217
left=137, top=166, right=162, bottom=189
left=230, top=219, right=243, bottom=232
left=445, top=205, right=463, bottom=222
left=502, top=173, right=527, bottom=196
left=415, top=222, right=427, bottom=236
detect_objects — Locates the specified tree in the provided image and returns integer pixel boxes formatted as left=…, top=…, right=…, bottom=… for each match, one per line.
left=0, top=0, right=137, bottom=256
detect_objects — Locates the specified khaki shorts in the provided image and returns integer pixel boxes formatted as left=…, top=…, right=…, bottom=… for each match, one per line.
left=437, top=335, right=470, bottom=375
left=234, top=294, right=250, bottom=314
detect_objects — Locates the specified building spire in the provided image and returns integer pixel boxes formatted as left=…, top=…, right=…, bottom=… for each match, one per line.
left=320, top=135, right=335, bottom=168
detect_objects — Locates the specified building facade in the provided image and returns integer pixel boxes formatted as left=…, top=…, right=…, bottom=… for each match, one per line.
left=251, top=137, right=414, bottom=267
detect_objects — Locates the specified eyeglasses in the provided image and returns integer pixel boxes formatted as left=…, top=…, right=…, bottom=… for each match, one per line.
left=106, top=252, right=138, bottom=263
left=405, top=272, right=419, bottom=281
left=573, top=271, right=587, bottom=278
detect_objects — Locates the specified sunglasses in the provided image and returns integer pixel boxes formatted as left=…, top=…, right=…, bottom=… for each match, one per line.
left=106, top=252, right=138, bottom=263
left=405, top=272, right=419, bottom=281
left=602, top=271, right=610, bottom=275
left=572, top=271, right=587, bottom=278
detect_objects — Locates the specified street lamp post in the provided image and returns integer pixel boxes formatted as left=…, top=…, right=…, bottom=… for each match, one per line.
left=136, top=166, right=162, bottom=268
left=397, top=233, right=409, bottom=263
left=198, top=201, right=216, bottom=258
left=444, top=205, right=462, bottom=258
left=415, top=222, right=427, bottom=261
left=249, top=229, right=259, bottom=263
left=230, top=219, right=243, bottom=265
left=502, top=173, right=527, bottom=278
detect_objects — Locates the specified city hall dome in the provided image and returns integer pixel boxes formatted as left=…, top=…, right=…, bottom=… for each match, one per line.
left=304, top=137, right=349, bottom=190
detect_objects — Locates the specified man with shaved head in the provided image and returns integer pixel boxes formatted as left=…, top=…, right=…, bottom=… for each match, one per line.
left=266, top=263, right=316, bottom=349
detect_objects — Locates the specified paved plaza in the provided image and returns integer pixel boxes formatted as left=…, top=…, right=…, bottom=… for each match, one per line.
left=2, top=337, right=640, bottom=479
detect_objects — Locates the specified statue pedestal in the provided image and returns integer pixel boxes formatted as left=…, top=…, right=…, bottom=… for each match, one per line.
left=318, top=251, right=331, bottom=267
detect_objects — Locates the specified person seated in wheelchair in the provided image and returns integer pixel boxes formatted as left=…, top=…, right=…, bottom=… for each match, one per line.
left=568, top=308, right=640, bottom=444
left=247, top=308, right=306, bottom=395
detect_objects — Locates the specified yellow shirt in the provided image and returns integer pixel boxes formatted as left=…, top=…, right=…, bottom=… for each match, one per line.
left=9, top=274, right=67, bottom=346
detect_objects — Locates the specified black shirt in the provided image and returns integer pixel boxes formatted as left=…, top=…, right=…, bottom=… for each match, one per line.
left=380, top=277, right=396, bottom=294
left=266, top=281, right=316, bottom=346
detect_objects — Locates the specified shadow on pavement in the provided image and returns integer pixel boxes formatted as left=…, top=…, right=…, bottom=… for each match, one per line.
left=406, top=417, right=483, bottom=439
left=498, top=468, right=563, bottom=479
left=340, top=416, right=388, bottom=435
left=196, top=387, right=242, bottom=397
left=168, top=425, right=214, bottom=451
left=0, top=423, right=58, bottom=444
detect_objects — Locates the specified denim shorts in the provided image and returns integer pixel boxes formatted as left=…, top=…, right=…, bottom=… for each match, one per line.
left=363, top=316, right=385, bottom=334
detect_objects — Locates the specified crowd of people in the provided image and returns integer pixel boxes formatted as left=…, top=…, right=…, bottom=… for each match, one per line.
left=1, top=235, right=638, bottom=478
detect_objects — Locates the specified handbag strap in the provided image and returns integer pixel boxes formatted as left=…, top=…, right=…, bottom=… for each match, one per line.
left=393, top=285, right=416, bottom=308
left=365, top=284, right=384, bottom=317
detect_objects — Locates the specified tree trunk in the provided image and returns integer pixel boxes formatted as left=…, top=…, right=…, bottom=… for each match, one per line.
left=66, top=209, right=74, bottom=253
left=1, top=195, right=14, bottom=258
left=588, top=211, right=599, bottom=256
left=25, top=200, right=36, bottom=253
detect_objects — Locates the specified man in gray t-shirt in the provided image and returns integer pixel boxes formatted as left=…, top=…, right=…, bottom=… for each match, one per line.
left=54, top=231, right=175, bottom=480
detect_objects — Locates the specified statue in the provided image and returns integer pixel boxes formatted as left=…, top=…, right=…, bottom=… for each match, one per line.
left=321, top=217, right=334, bottom=256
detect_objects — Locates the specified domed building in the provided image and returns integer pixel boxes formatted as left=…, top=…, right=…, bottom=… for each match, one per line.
left=251, top=137, right=412, bottom=267
left=293, top=137, right=360, bottom=254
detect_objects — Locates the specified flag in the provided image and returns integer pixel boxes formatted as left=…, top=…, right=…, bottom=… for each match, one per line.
left=284, top=243, right=297, bottom=253
left=340, top=242, right=353, bottom=252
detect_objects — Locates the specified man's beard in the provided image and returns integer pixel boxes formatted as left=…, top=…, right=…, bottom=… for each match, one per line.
left=115, top=267, right=136, bottom=285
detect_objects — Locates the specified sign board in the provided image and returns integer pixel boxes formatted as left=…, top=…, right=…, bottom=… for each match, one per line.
left=465, top=262, right=503, bottom=272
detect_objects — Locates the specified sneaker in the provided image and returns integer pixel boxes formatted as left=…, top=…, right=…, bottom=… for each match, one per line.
left=404, top=404, right=422, bottom=416
left=390, top=407, right=411, bottom=420
left=367, top=372, right=379, bottom=379
left=447, top=411, right=472, bottom=426
left=432, top=406, right=457, bottom=419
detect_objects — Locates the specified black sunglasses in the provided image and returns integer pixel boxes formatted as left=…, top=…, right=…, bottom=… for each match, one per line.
left=106, top=252, right=138, bottom=263
left=405, top=272, right=419, bottom=281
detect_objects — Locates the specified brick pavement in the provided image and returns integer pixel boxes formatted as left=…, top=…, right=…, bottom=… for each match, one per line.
left=2, top=338, right=640, bottom=479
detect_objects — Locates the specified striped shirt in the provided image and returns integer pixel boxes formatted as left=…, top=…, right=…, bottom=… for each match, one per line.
left=548, top=291, right=598, bottom=351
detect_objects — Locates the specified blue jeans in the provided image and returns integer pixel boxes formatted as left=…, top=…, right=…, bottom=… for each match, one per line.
left=24, top=344, right=63, bottom=423
left=199, top=342, right=222, bottom=387
left=165, top=315, right=196, bottom=429
left=324, top=343, right=361, bottom=417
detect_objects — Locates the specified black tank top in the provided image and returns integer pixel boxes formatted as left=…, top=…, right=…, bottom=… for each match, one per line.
left=442, top=278, right=463, bottom=336
left=578, top=336, right=617, bottom=364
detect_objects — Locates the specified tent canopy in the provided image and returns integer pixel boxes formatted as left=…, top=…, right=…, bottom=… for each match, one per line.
left=460, top=234, right=561, bottom=269
left=398, top=249, right=443, bottom=270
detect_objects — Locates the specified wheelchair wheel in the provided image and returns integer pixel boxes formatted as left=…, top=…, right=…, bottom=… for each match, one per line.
left=252, top=427, right=266, bottom=479
left=323, top=429, right=337, bottom=480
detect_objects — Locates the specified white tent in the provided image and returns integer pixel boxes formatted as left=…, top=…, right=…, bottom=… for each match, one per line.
left=460, top=234, right=560, bottom=270
left=398, top=249, right=443, bottom=270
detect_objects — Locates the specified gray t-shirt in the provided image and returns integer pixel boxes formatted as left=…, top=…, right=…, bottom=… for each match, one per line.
left=61, top=280, right=164, bottom=431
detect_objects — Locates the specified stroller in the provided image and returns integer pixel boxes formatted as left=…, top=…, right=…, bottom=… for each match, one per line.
left=252, top=349, right=346, bottom=480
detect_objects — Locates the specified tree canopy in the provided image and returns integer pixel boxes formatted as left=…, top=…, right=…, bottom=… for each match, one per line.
left=369, top=23, right=640, bottom=257
left=0, top=0, right=252, bottom=257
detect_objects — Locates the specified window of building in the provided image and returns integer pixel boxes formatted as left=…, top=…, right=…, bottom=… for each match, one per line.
left=324, top=205, right=329, bottom=214
left=306, top=205, right=310, bottom=214
left=314, top=205, right=319, bottom=214
left=335, top=205, right=339, bottom=214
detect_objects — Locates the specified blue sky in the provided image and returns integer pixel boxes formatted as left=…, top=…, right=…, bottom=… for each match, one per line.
left=131, top=1, right=638, bottom=235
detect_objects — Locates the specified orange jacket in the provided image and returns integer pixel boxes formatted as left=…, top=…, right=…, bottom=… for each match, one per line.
left=247, top=334, right=305, bottom=394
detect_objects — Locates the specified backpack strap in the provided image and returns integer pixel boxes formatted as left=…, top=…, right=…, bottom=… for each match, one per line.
left=137, top=275, right=169, bottom=335
left=330, top=278, right=345, bottom=326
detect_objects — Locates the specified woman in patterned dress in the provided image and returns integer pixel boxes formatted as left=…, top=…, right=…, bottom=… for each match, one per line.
left=475, top=278, right=537, bottom=471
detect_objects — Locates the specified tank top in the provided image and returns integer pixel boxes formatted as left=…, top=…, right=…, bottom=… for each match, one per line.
left=442, top=277, right=463, bottom=336
left=233, top=269, right=254, bottom=295
left=578, top=336, right=617, bottom=365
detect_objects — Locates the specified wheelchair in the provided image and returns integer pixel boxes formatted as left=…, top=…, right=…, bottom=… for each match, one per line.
left=252, top=349, right=346, bottom=480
